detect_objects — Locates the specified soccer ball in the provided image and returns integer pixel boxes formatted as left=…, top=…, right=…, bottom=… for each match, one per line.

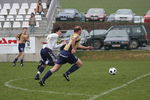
left=109, top=67, right=117, bottom=75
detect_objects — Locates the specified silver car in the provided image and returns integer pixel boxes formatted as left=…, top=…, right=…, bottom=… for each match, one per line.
left=114, top=9, right=135, bottom=22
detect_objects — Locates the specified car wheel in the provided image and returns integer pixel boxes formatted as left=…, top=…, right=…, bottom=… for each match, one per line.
left=129, top=40, right=139, bottom=49
left=91, top=40, right=103, bottom=49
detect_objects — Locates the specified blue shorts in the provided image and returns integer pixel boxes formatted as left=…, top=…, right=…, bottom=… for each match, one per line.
left=18, top=43, right=25, bottom=52
left=40, top=48, right=56, bottom=66
left=56, top=50, right=78, bottom=65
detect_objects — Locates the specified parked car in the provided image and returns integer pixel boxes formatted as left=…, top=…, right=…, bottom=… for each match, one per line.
left=83, top=29, right=107, bottom=49
left=104, top=30, right=130, bottom=50
left=107, top=13, right=115, bottom=22
left=56, top=9, right=82, bottom=21
left=134, top=16, right=144, bottom=23
left=106, top=25, right=148, bottom=49
left=144, top=10, right=150, bottom=23
left=114, top=9, right=135, bottom=22
left=85, top=8, right=106, bottom=21
left=61, top=30, right=90, bottom=45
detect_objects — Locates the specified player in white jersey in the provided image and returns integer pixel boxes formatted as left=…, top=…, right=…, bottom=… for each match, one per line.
left=35, top=27, right=66, bottom=80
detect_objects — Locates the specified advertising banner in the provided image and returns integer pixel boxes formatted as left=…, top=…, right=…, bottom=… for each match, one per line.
left=0, top=37, right=35, bottom=54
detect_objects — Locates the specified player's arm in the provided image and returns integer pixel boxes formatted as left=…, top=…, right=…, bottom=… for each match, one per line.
left=78, top=44, right=93, bottom=50
left=15, top=33, right=21, bottom=41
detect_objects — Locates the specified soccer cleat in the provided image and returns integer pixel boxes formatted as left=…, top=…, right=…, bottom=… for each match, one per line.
left=63, top=73, right=70, bottom=81
left=35, top=74, right=40, bottom=80
left=35, top=77, right=40, bottom=80
left=39, top=80, right=45, bottom=86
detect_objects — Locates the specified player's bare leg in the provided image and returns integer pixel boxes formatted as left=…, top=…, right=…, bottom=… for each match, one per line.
left=19, top=52, right=25, bottom=66
left=12, top=52, right=22, bottom=66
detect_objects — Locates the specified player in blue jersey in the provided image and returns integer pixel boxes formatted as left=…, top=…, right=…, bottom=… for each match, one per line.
left=39, top=26, right=93, bottom=86
left=34, top=27, right=66, bottom=80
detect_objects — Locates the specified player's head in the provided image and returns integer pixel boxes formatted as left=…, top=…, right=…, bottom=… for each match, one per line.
left=53, top=27, right=62, bottom=36
left=74, top=26, right=82, bottom=35
left=22, top=27, right=28, bottom=34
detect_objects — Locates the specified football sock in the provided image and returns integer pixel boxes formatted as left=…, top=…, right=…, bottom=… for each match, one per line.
left=20, top=59, right=24, bottom=64
left=36, top=66, right=44, bottom=78
left=38, top=66, right=44, bottom=73
left=42, top=70, right=52, bottom=82
left=65, top=64, right=80, bottom=75
left=13, top=58, right=18, bottom=63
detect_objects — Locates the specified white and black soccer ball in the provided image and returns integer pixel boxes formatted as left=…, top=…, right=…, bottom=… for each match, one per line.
left=109, top=67, right=117, bottom=75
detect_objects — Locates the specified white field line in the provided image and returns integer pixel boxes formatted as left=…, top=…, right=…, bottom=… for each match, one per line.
left=87, top=72, right=150, bottom=100
left=4, top=78, right=93, bottom=97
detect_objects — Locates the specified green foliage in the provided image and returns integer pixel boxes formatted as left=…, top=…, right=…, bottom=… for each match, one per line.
left=60, top=0, right=150, bottom=15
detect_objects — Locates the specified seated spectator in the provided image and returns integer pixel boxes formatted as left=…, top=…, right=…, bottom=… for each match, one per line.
left=36, top=2, right=44, bottom=15
left=29, top=13, right=36, bottom=33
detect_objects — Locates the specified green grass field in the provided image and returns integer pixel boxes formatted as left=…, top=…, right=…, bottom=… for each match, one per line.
left=60, top=0, right=150, bottom=15
left=0, top=51, right=150, bottom=100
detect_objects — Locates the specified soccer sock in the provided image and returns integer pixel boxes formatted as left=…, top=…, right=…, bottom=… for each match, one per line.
left=13, top=58, right=18, bottom=63
left=36, top=66, right=44, bottom=78
left=65, top=64, right=80, bottom=75
left=42, top=70, right=53, bottom=82
left=38, top=66, right=44, bottom=73
left=20, top=59, right=24, bottom=64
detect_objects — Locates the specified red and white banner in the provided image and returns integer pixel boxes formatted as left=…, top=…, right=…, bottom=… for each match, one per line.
left=0, top=37, right=35, bottom=54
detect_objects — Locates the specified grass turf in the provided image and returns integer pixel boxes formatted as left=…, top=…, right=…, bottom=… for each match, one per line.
left=60, top=0, right=150, bottom=15
left=0, top=51, right=150, bottom=100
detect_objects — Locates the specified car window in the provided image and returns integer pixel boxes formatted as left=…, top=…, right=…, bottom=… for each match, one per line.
left=107, top=30, right=128, bottom=37
left=116, top=9, right=132, bottom=15
left=110, top=27, right=130, bottom=34
left=88, top=9, right=104, bottom=14
left=64, top=9, right=75, bottom=14
left=132, top=27, right=142, bottom=34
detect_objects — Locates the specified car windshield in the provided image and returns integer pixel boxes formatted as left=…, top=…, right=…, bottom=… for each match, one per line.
left=88, top=9, right=104, bottom=14
left=90, top=30, right=106, bottom=35
left=107, top=30, right=128, bottom=37
left=64, top=9, right=75, bottom=14
left=116, top=9, right=132, bottom=15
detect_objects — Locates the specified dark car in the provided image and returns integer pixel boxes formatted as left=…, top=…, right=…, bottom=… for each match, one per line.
left=85, top=8, right=106, bottom=21
left=56, top=9, right=82, bottom=21
left=104, top=30, right=130, bottom=50
left=83, top=29, right=107, bottom=49
left=106, top=25, right=148, bottom=49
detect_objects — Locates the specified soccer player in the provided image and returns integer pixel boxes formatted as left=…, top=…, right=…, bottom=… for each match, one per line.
left=39, top=26, right=93, bottom=86
left=12, top=27, right=29, bottom=66
left=34, top=27, right=66, bottom=80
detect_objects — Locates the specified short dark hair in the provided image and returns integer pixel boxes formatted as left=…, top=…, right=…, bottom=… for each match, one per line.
left=74, top=26, right=82, bottom=32
left=53, top=27, right=61, bottom=33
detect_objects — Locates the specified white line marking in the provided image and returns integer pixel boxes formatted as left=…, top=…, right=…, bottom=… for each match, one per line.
left=4, top=78, right=93, bottom=97
left=88, top=72, right=150, bottom=100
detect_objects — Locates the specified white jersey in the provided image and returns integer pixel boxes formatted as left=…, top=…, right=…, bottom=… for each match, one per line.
left=43, top=33, right=63, bottom=50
